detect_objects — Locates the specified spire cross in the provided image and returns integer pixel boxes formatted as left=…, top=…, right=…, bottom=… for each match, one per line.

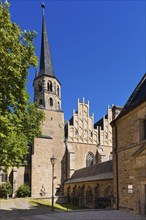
left=41, top=2, right=45, bottom=15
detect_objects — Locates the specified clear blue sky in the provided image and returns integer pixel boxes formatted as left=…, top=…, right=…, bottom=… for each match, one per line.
left=8, top=0, right=145, bottom=122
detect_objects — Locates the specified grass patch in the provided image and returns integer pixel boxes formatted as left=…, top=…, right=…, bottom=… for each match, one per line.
left=23, top=198, right=82, bottom=211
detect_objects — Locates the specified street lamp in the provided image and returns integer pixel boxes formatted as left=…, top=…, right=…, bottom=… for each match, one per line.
left=50, top=155, right=57, bottom=211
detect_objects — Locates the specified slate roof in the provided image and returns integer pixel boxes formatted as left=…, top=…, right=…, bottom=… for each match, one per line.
left=65, top=160, right=113, bottom=184
left=115, top=73, right=146, bottom=120
left=94, top=114, right=108, bottom=129
left=39, top=4, right=55, bottom=78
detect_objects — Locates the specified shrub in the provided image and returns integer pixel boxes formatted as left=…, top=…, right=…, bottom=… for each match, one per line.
left=16, top=184, right=30, bottom=197
left=0, top=182, right=12, bottom=198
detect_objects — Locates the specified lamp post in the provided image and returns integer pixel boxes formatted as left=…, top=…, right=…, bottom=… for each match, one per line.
left=50, top=155, right=57, bottom=211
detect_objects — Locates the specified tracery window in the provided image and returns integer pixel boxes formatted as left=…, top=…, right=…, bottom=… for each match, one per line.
left=86, top=152, right=94, bottom=167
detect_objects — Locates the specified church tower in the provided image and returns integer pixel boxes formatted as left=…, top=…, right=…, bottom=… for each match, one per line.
left=34, top=3, right=61, bottom=111
left=31, top=4, right=65, bottom=198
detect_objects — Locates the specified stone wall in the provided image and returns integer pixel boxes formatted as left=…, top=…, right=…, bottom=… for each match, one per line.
left=113, top=102, right=146, bottom=215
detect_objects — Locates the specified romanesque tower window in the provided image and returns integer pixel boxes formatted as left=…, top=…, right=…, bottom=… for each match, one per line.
left=48, top=80, right=53, bottom=92
left=86, top=152, right=94, bottom=167
left=38, top=82, right=42, bottom=92
left=57, top=85, right=59, bottom=96
left=49, top=98, right=53, bottom=106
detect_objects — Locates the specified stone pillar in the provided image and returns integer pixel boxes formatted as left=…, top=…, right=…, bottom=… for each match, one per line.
left=12, top=167, right=18, bottom=198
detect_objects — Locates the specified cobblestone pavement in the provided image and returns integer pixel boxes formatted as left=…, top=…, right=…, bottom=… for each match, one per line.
left=0, top=199, right=145, bottom=220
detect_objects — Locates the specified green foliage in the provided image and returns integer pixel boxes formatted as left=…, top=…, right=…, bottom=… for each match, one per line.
left=0, top=182, right=12, bottom=198
left=0, top=2, right=45, bottom=169
left=16, top=184, right=30, bottom=198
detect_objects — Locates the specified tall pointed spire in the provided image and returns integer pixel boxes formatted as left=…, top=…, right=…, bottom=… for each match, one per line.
left=39, top=3, right=55, bottom=77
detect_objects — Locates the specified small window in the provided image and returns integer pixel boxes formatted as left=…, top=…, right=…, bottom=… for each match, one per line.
left=139, top=119, right=146, bottom=141
left=128, top=185, right=133, bottom=194
left=49, top=98, right=53, bottom=106
left=57, top=85, right=59, bottom=96
left=48, top=81, right=53, bottom=92
left=58, top=102, right=60, bottom=110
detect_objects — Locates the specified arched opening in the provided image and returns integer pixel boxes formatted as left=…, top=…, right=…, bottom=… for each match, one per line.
left=58, top=102, right=60, bottom=110
left=86, top=186, right=93, bottom=203
left=48, top=80, right=53, bottom=92
left=49, top=98, right=53, bottom=106
left=57, top=85, right=59, bottom=96
left=86, top=152, right=94, bottom=167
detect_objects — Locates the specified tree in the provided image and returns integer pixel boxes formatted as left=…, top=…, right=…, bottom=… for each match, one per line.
left=0, top=1, right=44, bottom=170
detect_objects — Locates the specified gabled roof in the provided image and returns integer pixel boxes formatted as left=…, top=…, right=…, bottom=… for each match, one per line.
left=65, top=160, right=113, bottom=184
left=114, top=73, right=146, bottom=120
left=39, top=4, right=55, bottom=78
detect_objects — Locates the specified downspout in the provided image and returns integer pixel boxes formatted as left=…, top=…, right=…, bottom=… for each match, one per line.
left=115, top=125, right=119, bottom=209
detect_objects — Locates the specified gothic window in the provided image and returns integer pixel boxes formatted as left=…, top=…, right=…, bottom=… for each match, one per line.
left=49, top=98, right=53, bottom=106
left=38, top=82, right=42, bottom=92
left=86, top=186, right=93, bottom=203
left=57, top=85, right=59, bottom=96
left=39, top=99, right=43, bottom=105
left=86, top=152, right=94, bottom=167
left=48, top=80, right=53, bottom=92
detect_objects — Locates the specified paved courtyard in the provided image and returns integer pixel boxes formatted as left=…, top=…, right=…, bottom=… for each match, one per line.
left=0, top=199, right=145, bottom=220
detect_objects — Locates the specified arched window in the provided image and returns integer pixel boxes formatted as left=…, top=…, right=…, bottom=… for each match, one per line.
left=49, top=98, right=53, bottom=106
left=38, top=82, right=42, bottom=92
left=86, top=152, right=94, bottom=167
left=86, top=186, right=93, bottom=203
left=39, top=99, right=43, bottom=105
left=48, top=80, right=53, bottom=92
left=58, top=102, right=60, bottom=110
left=57, top=85, right=59, bottom=96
